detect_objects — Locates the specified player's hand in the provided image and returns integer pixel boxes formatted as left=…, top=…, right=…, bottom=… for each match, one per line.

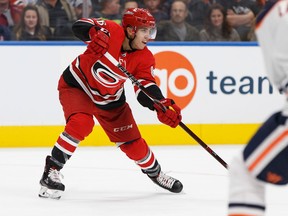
left=87, top=26, right=110, bottom=58
left=154, top=98, right=182, bottom=128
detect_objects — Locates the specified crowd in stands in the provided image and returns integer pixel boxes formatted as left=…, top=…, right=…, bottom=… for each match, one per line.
left=0, top=0, right=266, bottom=41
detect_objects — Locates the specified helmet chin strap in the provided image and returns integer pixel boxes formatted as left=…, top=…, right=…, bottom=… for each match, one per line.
left=128, top=38, right=136, bottom=51
left=124, top=29, right=137, bottom=51
left=128, top=36, right=136, bottom=50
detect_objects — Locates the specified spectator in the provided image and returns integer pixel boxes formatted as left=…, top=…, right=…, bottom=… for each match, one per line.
left=246, top=0, right=266, bottom=41
left=158, top=0, right=173, bottom=15
left=215, top=0, right=228, bottom=9
left=0, top=0, right=24, bottom=40
left=199, top=4, right=240, bottom=41
left=225, top=0, right=259, bottom=41
left=123, top=0, right=138, bottom=11
left=36, top=0, right=77, bottom=40
left=72, top=0, right=93, bottom=19
left=94, top=0, right=121, bottom=24
left=246, top=17, right=257, bottom=41
left=23, top=0, right=37, bottom=5
left=142, top=0, right=169, bottom=22
left=0, top=25, right=11, bottom=40
left=90, top=0, right=101, bottom=14
left=122, top=0, right=144, bottom=7
left=13, top=4, right=52, bottom=40
left=156, top=0, right=199, bottom=41
left=186, top=0, right=212, bottom=31
left=121, top=0, right=138, bottom=16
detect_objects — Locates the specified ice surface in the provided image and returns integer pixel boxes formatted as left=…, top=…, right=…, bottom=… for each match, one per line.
left=0, top=145, right=287, bottom=216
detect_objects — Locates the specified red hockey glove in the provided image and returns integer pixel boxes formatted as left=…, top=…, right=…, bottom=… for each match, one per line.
left=87, top=26, right=110, bottom=58
left=154, top=98, right=182, bottom=128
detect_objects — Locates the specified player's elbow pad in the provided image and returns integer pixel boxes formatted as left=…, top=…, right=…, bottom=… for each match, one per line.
left=72, top=20, right=92, bottom=41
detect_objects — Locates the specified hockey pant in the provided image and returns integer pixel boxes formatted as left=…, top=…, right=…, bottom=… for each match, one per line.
left=49, top=77, right=159, bottom=175
left=228, top=111, right=288, bottom=216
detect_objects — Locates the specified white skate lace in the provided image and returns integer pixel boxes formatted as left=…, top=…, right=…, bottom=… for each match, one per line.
left=48, top=168, right=64, bottom=183
left=156, top=172, right=176, bottom=189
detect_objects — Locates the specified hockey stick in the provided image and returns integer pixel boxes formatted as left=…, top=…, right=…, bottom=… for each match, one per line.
left=104, top=52, right=228, bottom=169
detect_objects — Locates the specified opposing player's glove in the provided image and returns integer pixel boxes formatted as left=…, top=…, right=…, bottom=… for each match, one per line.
left=87, top=26, right=110, bottom=58
left=154, top=98, right=182, bottom=128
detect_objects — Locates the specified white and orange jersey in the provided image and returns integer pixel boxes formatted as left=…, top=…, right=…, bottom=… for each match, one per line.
left=228, top=3, right=288, bottom=215
left=255, top=0, right=288, bottom=92
left=63, top=18, right=158, bottom=110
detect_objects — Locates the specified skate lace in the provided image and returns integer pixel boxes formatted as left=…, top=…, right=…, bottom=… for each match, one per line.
left=156, top=172, right=176, bottom=189
left=48, top=168, right=64, bottom=183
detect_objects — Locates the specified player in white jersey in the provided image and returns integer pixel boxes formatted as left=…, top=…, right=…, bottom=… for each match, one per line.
left=227, top=0, right=288, bottom=215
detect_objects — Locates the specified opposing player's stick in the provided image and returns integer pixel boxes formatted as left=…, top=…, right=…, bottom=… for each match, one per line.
left=104, top=52, right=228, bottom=169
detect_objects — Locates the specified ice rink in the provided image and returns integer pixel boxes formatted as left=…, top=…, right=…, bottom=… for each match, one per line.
left=1, top=145, right=288, bottom=216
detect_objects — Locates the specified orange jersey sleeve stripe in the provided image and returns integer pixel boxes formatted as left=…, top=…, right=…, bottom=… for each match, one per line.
left=248, top=130, right=288, bottom=172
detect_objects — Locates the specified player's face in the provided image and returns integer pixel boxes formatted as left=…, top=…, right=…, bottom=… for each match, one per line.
left=132, top=27, right=155, bottom=50
left=211, top=9, right=223, bottom=28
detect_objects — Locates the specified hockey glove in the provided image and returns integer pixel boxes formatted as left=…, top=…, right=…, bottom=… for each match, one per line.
left=154, top=98, right=182, bottom=128
left=87, top=26, right=110, bottom=58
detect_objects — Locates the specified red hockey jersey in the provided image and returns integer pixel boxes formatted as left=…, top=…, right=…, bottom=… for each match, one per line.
left=63, top=18, right=157, bottom=110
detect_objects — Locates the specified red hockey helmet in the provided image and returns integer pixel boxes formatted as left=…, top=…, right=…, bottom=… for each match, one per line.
left=122, top=8, right=157, bottom=39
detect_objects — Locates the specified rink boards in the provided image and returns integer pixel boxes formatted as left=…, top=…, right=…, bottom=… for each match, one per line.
left=0, top=42, right=284, bottom=147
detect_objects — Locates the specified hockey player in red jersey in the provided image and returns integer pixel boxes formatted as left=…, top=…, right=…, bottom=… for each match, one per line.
left=227, top=1, right=288, bottom=215
left=39, top=8, right=183, bottom=199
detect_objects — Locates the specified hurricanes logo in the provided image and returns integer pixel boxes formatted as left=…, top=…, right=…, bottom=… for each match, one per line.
left=154, top=51, right=197, bottom=109
left=92, top=62, right=126, bottom=88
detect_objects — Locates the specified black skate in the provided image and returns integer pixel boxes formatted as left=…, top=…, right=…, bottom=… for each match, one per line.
left=149, top=171, right=183, bottom=193
left=39, top=156, right=65, bottom=199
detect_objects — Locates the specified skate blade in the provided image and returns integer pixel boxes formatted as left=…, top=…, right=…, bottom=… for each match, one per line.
left=39, top=186, right=63, bottom=200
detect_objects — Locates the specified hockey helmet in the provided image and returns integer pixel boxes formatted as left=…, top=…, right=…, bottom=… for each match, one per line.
left=122, top=8, right=157, bottom=39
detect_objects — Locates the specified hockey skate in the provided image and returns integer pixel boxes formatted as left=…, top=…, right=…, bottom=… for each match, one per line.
left=39, top=156, right=65, bottom=200
left=149, top=171, right=183, bottom=193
